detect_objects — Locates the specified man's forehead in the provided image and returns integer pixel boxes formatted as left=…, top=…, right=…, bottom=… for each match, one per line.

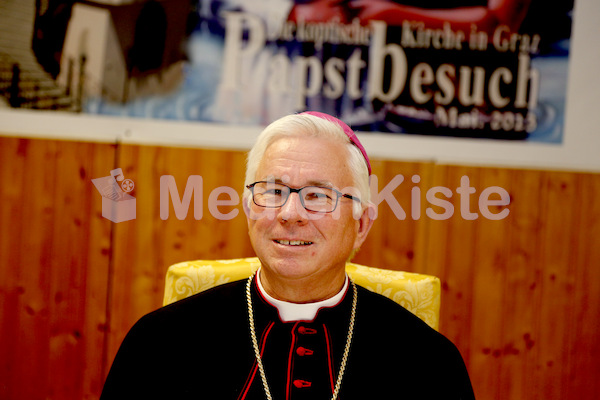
left=256, top=137, right=353, bottom=188
left=260, top=175, right=336, bottom=188
left=262, top=135, right=341, bottom=160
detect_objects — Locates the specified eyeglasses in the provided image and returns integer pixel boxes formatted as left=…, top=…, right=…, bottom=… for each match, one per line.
left=246, top=181, right=360, bottom=213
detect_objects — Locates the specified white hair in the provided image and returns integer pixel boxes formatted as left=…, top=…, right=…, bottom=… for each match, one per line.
left=244, top=113, right=371, bottom=216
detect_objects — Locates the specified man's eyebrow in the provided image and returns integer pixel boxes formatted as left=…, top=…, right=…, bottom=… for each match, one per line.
left=305, top=180, right=335, bottom=188
left=261, top=177, right=285, bottom=184
left=262, top=177, right=335, bottom=188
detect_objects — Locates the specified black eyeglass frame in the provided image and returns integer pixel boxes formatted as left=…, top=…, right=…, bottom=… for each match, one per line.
left=246, top=181, right=361, bottom=213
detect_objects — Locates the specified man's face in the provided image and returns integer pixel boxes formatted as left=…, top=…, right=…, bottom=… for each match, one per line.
left=245, top=135, right=373, bottom=295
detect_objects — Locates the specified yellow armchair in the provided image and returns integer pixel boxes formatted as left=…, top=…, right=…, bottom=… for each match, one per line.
left=164, top=257, right=441, bottom=330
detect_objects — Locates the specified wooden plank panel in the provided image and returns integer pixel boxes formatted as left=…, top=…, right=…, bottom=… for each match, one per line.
left=0, top=138, right=30, bottom=400
left=0, top=137, right=114, bottom=400
left=4, top=138, right=58, bottom=399
left=48, top=140, right=114, bottom=399
left=497, top=168, right=546, bottom=400
left=106, top=144, right=254, bottom=368
left=354, top=160, right=434, bottom=273
left=424, top=164, right=479, bottom=346
left=3, top=137, right=599, bottom=400
left=466, top=166, right=514, bottom=400
left=536, top=171, right=580, bottom=400
left=565, top=172, right=600, bottom=399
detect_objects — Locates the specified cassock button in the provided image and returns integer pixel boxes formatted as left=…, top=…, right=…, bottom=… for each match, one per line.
left=296, top=347, right=314, bottom=356
left=293, top=379, right=312, bottom=388
left=298, top=326, right=317, bottom=335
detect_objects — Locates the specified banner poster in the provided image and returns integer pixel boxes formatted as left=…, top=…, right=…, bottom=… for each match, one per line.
left=19, top=0, right=574, bottom=143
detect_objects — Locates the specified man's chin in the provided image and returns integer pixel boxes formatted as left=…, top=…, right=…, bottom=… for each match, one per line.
left=260, top=259, right=319, bottom=281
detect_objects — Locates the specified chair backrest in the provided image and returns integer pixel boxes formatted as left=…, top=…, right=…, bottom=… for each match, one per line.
left=164, top=257, right=441, bottom=330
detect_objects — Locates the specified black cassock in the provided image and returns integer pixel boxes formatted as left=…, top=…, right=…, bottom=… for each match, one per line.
left=101, top=277, right=475, bottom=400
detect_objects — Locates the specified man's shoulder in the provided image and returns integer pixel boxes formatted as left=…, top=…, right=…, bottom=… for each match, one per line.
left=354, top=283, right=464, bottom=363
left=165, top=278, right=248, bottom=308
left=355, top=284, right=446, bottom=340
left=136, top=279, right=248, bottom=328
left=350, top=285, right=474, bottom=400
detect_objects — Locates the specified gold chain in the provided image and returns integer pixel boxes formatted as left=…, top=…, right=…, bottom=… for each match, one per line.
left=245, top=273, right=357, bottom=400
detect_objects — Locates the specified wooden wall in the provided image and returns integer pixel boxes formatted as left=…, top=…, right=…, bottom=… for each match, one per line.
left=0, top=135, right=598, bottom=399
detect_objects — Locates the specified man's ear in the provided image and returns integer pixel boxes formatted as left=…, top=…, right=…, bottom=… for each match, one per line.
left=353, top=203, right=376, bottom=250
left=242, top=194, right=251, bottom=218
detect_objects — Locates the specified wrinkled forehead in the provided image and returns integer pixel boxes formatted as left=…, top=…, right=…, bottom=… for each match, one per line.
left=256, top=135, right=354, bottom=188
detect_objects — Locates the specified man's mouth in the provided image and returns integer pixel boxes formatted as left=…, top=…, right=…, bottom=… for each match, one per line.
left=274, top=239, right=313, bottom=246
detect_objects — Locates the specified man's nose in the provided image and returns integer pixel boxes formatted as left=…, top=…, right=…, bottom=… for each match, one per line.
left=278, top=192, right=308, bottom=223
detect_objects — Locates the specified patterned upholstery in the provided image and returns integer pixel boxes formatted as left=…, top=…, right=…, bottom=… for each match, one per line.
left=164, top=257, right=441, bottom=330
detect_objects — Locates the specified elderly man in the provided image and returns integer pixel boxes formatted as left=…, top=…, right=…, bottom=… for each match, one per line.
left=100, top=112, right=475, bottom=400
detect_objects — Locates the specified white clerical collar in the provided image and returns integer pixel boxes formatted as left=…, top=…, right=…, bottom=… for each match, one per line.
left=256, top=269, right=349, bottom=322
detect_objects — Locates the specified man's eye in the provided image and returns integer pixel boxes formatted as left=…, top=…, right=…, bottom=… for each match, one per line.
left=305, top=191, right=332, bottom=201
left=264, top=188, right=283, bottom=196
